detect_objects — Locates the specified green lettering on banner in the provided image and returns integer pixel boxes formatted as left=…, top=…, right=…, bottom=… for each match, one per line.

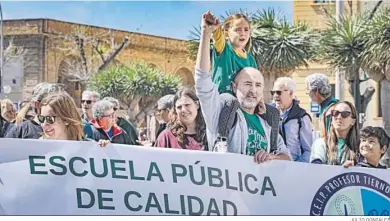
left=76, top=188, right=95, bottom=209
left=110, top=159, right=128, bottom=179
left=29, top=156, right=48, bottom=175
left=206, top=198, right=220, bottom=215
left=69, top=157, right=88, bottom=177
left=223, top=200, right=238, bottom=215
left=145, top=193, right=163, bottom=213
left=90, top=158, right=108, bottom=178
left=171, top=164, right=187, bottom=183
left=124, top=191, right=142, bottom=212
left=97, top=189, right=115, bottom=210
left=244, top=174, right=259, bottom=194
left=129, top=161, right=145, bottom=181
left=147, top=162, right=164, bottom=182
left=187, top=195, right=204, bottom=215
left=179, top=195, right=186, bottom=215
left=189, top=165, right=206, bottom=185
left=207, top=167, right=223, bottom=187
left=225, top=169, right=238, bottom=191
left=261, top=176, right=276, bottom=196
left=163, top=194, right=180, bottom=214
left=49, top=156, right=67, bottom=175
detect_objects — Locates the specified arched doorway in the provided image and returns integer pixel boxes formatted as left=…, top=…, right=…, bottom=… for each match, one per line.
left=176, top=67, right=194, bottom=87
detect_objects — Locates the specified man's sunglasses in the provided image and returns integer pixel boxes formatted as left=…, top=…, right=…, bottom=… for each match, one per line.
left=38, top=115, right=56, bottom=124
left=331, top=110, right=352, bottom=118
left=81, top=100, right=92, bottom=104
left=270, top=90, right=288, bottom=96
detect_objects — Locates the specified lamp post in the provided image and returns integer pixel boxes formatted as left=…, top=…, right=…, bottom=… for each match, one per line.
left=335, top=0, right=344, bottom=101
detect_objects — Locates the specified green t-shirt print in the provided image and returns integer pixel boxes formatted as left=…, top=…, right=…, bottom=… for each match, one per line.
left=242, top=111, right=267, bottom=156
left=211, top=42, right=257, bottom=95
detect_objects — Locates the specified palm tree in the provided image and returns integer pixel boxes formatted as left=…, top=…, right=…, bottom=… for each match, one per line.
left=315, top=10, right=376, bottom=125
left=187, top=8, right=315, bottom=102
left=362, top=6, right=390, bottom=134
left=251, top=8, right=315, bottom=101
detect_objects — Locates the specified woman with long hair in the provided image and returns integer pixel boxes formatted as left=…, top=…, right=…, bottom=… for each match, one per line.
left=1, top=99, right=16, bottom=122
left=38, top=92, right=84, bottom=141
left=310, top=101, right=359, bottom=165
left=155, top=87, right=208, bottom=150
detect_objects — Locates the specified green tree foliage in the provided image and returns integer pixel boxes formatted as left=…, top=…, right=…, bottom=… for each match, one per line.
left=88, top=62, right=182, bottom=123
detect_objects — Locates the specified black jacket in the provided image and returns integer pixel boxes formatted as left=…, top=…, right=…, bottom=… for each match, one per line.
left=0, top=119, right=15, bottom=138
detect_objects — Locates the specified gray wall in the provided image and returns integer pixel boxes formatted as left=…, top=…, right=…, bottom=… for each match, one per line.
left=3, top=35, right=45, bottom=103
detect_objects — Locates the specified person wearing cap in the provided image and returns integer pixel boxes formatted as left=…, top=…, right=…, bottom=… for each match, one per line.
left=156, top=94, right=175, bottom=139
left=6, top=83, right=65, bottom=139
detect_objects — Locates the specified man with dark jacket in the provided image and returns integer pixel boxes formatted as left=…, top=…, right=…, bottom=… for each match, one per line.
left=272, top=77, right=313, bottom=162
left=90, top=100, right=131, bottom=145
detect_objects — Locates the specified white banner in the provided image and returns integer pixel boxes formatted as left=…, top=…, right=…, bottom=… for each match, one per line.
left=0, top=139, right=389, bottom=215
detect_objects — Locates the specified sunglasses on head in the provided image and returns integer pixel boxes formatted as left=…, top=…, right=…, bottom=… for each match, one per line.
left=270, top=90, right=288, bottom=96
left=331, top=110, right=352, bottom=118
left=81, top=100, right=92, bottom=104
left=38, top=115, right=56, bottom=124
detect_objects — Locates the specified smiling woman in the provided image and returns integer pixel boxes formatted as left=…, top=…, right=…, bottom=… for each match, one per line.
left=38, top=92, right=84, bottom=141
left=154, top=87, right=208, bottom=151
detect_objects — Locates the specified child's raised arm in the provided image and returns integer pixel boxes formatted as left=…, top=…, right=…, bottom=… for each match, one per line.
left=203, top=11, right=224, bottom=55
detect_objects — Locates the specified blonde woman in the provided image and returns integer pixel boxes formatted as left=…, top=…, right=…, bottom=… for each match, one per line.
left=1, top=99, right=16, bottom=122
left=38, top=92, right=84, bottom=141
left=38, top=92, right=109, bottom=147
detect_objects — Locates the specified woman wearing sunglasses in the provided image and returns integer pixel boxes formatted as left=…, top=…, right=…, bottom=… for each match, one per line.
left=38, top=92, right=85, bottom=141
left=38, top=92, right=110, bottom=148
left=310, top=101, right=359, bottom=165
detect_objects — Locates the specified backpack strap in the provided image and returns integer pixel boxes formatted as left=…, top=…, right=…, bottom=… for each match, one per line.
left=212, top=93, right=240, bottom=152
left=297, top=112, right=311, bottom=154
left=260, top=104, right=280, bottom=153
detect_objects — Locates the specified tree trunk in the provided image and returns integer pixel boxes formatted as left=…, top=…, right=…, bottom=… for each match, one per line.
left=125, top=96, right=142, bottom=124
left=347, top=80, right=375, bottom=128
left=381, top=79, right=390, bottom=134
left=380, top=79, right=390, bottom=168
left=133, top=102, right=158, bottom=125
left=97, top=37, right=129, bottom=72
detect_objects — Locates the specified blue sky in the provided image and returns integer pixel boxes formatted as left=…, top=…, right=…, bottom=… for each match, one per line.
left=2, top=1, right=293, bottom=40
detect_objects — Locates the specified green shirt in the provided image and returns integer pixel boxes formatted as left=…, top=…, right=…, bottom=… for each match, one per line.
left=242, top=111, right=267, bottom=156
left=337, top=139, right=347, bottom=165
left=212, top=42, right=258, bottom=94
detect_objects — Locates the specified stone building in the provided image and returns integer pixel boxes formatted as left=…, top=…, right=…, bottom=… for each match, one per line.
left=2, top=18, right=195, bottom=106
